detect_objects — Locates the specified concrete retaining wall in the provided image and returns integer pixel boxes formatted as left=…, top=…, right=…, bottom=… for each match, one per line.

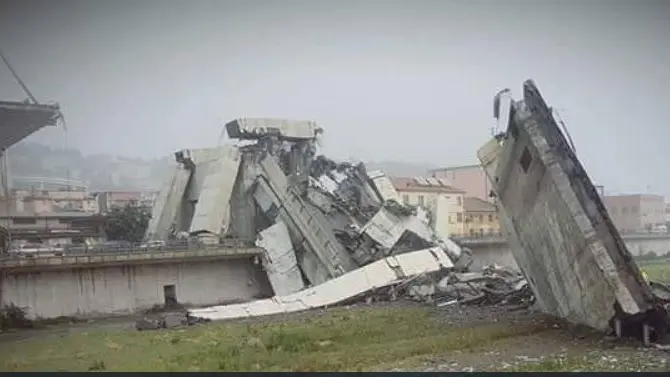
left=1, top=258, right=272, bottom=319
left=467, top=237, right=670, bottom=271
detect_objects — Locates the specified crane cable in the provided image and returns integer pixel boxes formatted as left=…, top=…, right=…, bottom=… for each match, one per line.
left=551, top=108, right=577, bottom=154
left=0, top=46, right=38, bottom=105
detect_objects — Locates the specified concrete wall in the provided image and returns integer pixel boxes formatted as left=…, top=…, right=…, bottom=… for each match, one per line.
left=1, top=258, right=272, bottom=319
left=467, top=236, right=670, bottom=272
left=624, top=237, right=670, bottom=256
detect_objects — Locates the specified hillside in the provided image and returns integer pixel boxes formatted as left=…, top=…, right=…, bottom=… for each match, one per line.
left=8, top=142, right=171, bottom=191
left=7, top=142, right=438, bottom=190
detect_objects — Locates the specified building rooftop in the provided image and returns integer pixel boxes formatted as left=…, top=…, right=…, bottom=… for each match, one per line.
left=464, top=197, right=496, bottom=213
left=428, top=164, right=482, bottom=173
left=602, top=194, right=665, bottom=200
left=391, top=176, right=466, bottom=194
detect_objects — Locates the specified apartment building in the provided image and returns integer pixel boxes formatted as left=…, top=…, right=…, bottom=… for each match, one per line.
left=463, top=197, right=500, bottom=237
left=428, top=164, right=492, bottom=202
left=0, top=212, right=107, bottom=249
left=391, top=176, right=466, bottom=238
left=94, top=190, right=158, bottom=213
left=602, top=194, right=666, bottom=233
left=5, top=189, right=98, bottom=214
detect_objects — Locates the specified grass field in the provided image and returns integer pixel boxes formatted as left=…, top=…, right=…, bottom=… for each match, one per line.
left=636, top=258, right=670, bottom=283
left=1, top=304, right=668, bottom=372
left=1, top=259, right=669, bottom=372
left=0, top=306, right=551, bottom=372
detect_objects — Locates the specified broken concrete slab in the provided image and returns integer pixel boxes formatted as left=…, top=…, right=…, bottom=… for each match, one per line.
left=225, top=118, right=323, bottom=141
left=478, top=79, right=666, bottom=335
left=0, top=101, right=61, bottom=151
left=255, top=221, right=305, bottom=296
left=188, top=246, right=453, bottom=321
left=146, top=117, right=469, bottom=299
left=434, top=264, right=533, bottom=307
left=135, top=317, right=161, bottom=331
left=163, top=313, right=187, bottom=329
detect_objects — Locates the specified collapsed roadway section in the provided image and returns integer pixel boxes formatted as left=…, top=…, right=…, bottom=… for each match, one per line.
left=477, top=79, right=669, bottom=344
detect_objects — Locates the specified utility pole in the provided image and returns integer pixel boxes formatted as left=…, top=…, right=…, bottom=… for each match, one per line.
left=1, top=148, right=12, bottom=251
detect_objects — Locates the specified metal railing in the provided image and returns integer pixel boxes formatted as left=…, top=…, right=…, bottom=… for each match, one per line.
left=452, top=231, right=670, bottom=244
left=1, top=238, right=256, bottom=259
left=452, top=234, right=507, bottom=245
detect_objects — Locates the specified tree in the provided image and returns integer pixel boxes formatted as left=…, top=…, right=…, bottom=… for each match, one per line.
left=104, top=204, right=151, bottom=243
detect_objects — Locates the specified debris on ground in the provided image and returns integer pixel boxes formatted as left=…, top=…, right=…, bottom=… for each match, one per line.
left=184, top=260, right=537, bottom=325
left=434, top=264, right=534, bottom=307
left=135, top=312, right=210, bottom=331
left=135, top=317, right=161, bottom=331
left=188, top=247, right=453, bottom=321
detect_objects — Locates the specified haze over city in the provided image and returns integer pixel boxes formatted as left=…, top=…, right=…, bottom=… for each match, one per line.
left=0, top=0, right=669, bottom=194
left=5, top=1, right=670, bottom=372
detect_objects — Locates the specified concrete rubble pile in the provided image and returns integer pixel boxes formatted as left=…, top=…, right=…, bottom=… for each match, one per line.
left=144, top=118, right=473, bottom=321
left=434, top=264, right=534, bottom=307
left=477, top=79, right=670, bottom=345
left=377, top=263, right=534, bottom=308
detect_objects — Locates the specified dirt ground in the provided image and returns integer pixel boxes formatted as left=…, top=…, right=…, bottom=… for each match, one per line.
left=393, top=304, right=669, bottom=372
left=1, top=301, right=668, bottom=372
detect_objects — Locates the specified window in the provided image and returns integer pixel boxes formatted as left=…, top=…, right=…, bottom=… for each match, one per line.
left=488, top=214, right=494, bottom=222
left=13, top=218, right=36, bottom=225
left=479, top=228, right=485, bottom=235
left=478, top=215, right=483, bottom=223
left=456, top=196, right=462, bottom=206
left=402, top=194, right=409, bottom=204
left=457, top=212, right=463, bottom=222
left=469, top=228, right=476, bottom=235
left=418, top=195, right=425, bottom=207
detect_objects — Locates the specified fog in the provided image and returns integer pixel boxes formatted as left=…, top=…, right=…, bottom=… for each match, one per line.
left=1, top=0, right=669, bottom=194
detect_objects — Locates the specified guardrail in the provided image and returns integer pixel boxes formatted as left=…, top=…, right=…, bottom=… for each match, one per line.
left=1, top=239, right=255, bottom=259
left=0, top=246, right=264, bottom=271
left=452, top=232, right=670, bottom=245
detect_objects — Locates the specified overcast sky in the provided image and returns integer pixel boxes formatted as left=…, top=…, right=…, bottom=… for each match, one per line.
left=0, top=0, right=668, bottom=195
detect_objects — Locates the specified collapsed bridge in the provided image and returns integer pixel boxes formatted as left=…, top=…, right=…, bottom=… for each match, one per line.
left=146, top=118, right=470, bottom=297
left=146, top=84, right=669, bottom=345
left=478, top=79, right=669, bottom=343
